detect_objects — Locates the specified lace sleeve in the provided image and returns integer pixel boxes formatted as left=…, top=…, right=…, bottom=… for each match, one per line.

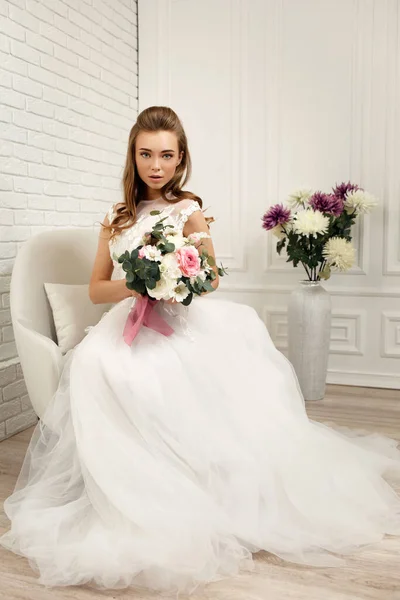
left=176, top=201, right=202, bottom=230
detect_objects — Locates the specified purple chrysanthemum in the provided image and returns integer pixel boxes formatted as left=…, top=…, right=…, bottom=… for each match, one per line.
left=332, top=181, right=361, bottom=201
left=309, top=191, right=344, bottom=216
left=261, top=204, right=291, bottom=230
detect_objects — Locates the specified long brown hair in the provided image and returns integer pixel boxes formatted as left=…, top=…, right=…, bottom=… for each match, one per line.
left=104, top=106, right=213, bottom=241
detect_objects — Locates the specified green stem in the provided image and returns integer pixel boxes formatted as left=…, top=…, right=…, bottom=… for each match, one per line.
left=301, top=262, right=312, bottom=280
left=308, top=235, right=315, bottom=281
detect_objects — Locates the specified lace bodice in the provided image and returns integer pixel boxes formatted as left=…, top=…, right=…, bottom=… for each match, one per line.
left=107, top=195, right=202, bottom=280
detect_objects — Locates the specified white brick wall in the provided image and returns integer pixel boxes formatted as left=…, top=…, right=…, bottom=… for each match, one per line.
left=0, top=0, right=138, bottom=440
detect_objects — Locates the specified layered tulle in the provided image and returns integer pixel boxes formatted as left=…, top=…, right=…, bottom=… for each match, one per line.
left=1, top=295, right=400, bottom=596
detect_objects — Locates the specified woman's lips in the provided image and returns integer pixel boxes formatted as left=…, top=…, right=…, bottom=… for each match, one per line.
left=150, top=176, right=162, bottom=179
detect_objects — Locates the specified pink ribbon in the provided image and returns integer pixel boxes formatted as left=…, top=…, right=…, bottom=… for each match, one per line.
left=123, top=295, right=175, bottom=346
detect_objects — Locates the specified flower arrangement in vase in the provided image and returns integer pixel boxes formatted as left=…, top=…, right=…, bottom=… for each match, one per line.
left=261, top=182, right=378, bottom=401
left=261, top=182, right=378, bottom=281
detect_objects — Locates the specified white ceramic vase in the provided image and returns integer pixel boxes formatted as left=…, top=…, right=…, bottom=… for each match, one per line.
left=288, top=281, right=332, bottom=401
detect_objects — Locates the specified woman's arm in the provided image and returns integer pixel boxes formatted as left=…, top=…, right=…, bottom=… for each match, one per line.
left=183, top=209, right=220, bottom=295
left=89, top=211, right=139, bottom=305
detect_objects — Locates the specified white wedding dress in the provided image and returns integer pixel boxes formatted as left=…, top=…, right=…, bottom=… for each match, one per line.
left=1, top=196, right=400, bottom=596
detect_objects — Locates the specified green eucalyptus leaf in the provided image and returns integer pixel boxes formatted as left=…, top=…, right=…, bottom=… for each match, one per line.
left=134, top=280, right=146, bottom=294
left=146, top=278, right=157, bottom=290
left=202, top=280, right=214, bottom=292
left=117, top=251, right=129, bottom=264
left=207, top=255, right=216, bottom=267
left=276, top=239, right=286, bottom=255
left=182, top=292, right=193, bottom=306
left=130, top=248, right=139, bottom=261
left=163, top=242, right=175, bottom=253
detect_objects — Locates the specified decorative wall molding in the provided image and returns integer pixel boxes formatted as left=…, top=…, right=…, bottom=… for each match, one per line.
left=262, top=0, right=372, bottom=276
left=262, top=307, right=288, bottom=350
left=220, top=0, right=248, bottom=272
left=140, top=0, right=400, bottom=389
left=383, top=0, right=400, bottom=275
left=219, top=283, right=400, bottom=298
left=381, top=312, right=400, bottom=358
left=140, top=0, right=248, bottom=271
left=329, top=311, right=365, bottom=356
left=262, top=306, right=365, bottom=356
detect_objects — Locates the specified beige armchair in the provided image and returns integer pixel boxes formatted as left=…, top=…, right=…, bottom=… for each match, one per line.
left=10, top=228, right=107, bottom=420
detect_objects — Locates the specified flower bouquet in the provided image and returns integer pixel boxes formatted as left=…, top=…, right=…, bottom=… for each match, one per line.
left=261, top=182, right=378, bottom=281
left=114, top=209, right=228, bottom=345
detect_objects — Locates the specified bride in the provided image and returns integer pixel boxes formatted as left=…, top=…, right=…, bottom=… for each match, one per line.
left=1, top=106, right=400, bottom=596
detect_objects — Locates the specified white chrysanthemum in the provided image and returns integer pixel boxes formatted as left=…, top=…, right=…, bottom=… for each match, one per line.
left=170, top=281, right=190, bottom=302
left=322, top=237, right=356, bottom=271
left=344, top=190, right=378, bottom=214
left=292, top=209, right=329, bottom=237
left=140, top=245, right=162, bottom=261
left=286, top=188, right=313, bottom=209
left=147, top=274, right=176, bottom=300
left=159, top=253, right=181, bottom=279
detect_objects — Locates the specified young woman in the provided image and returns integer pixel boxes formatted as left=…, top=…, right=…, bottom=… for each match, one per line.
left=1, top=106, right=400, bottom=596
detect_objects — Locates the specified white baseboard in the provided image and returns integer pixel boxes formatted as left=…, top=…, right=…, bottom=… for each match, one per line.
left=327, top=370, right=400, bottom=390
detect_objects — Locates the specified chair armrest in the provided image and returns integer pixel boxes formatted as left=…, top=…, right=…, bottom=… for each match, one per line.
left=13, top=319, right=63, bottom=420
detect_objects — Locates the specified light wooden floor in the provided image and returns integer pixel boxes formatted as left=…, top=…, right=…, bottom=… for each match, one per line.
left=1, top=384, right=400, bottom=600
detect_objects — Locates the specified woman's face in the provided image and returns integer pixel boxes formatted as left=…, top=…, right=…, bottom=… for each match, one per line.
left=135, top=130, right=183, bottom=199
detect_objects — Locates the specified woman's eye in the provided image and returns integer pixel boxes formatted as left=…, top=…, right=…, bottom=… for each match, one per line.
left=140, top=153, right=172, bottom=159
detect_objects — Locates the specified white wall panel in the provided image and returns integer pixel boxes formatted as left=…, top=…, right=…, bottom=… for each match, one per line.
left=139, top=0, right=400, bottom=388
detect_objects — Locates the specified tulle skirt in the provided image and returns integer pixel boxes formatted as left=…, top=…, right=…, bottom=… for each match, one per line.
left=1, top=295, right=400, bottom=596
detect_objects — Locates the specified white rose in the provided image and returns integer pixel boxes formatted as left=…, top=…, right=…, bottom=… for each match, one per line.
left=160, top=253, right=182, bottom=279
left=147, top=274, right=176, bottom=300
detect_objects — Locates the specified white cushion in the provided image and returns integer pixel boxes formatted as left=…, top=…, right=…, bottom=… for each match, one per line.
left=44, top=283, right=108, bottom=354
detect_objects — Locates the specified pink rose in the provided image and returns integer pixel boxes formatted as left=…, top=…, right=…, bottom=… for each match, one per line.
left=176, top=246, right=201, bottom=277
left=138, top=247, right=146, bottom=258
